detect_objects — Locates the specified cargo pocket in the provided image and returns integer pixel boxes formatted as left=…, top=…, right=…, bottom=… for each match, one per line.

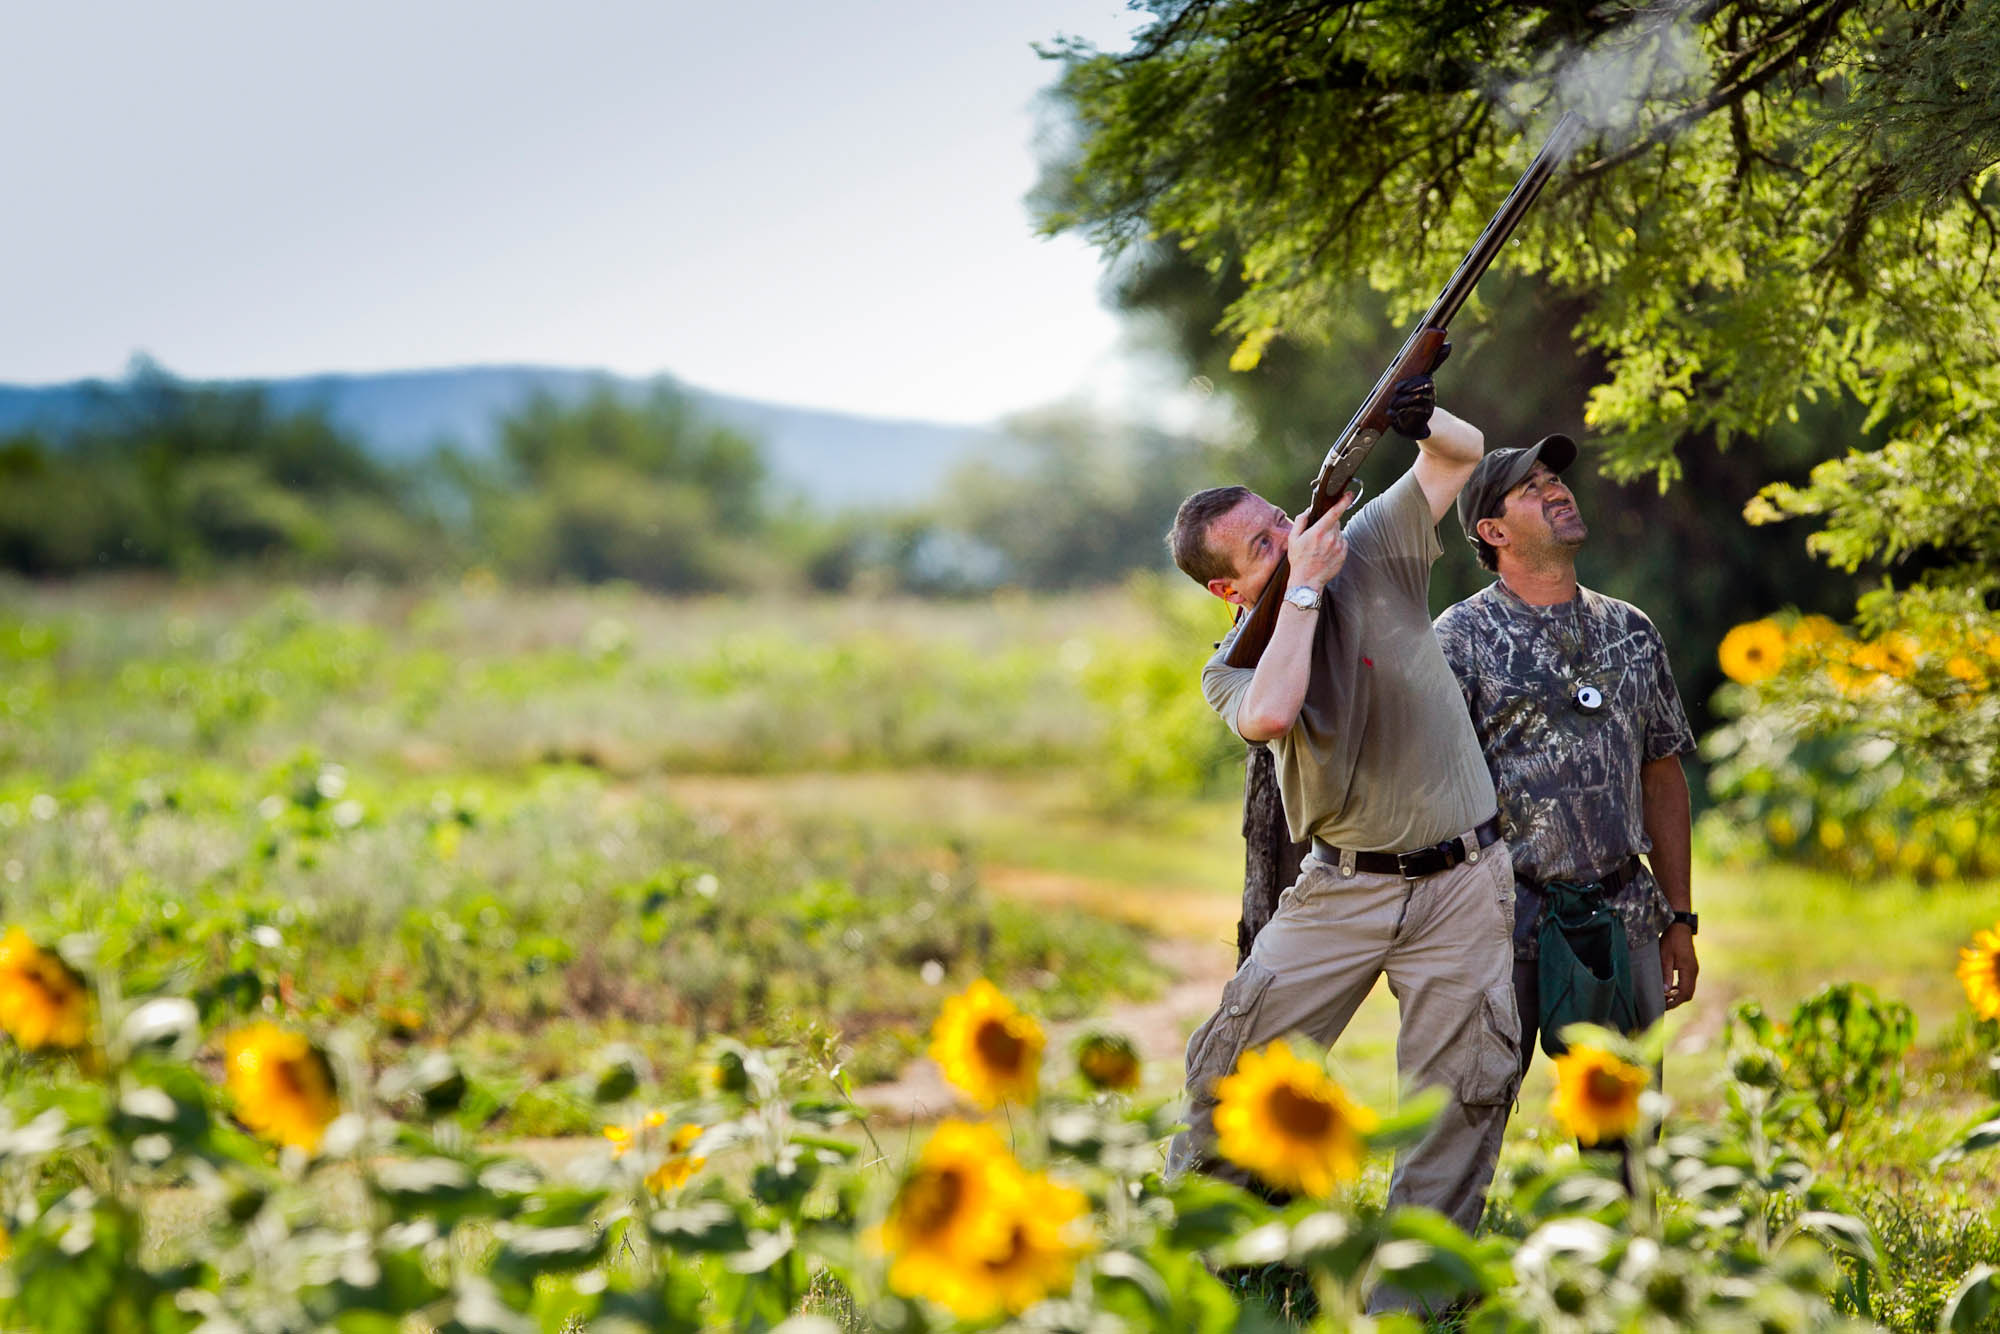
left=1458, top=982, right=1523, bottom=1107
left=1183, top=959, right=1278, bottom=1101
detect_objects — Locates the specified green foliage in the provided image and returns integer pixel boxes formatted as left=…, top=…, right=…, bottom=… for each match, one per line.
left=936, top=405, right=1212, bottom=590
left=2, top=971, right=1964, bottom=1332
left=473, top=384, right=771, bottom=592
left=1702, top=629, right=2000, bottom=876
left=1730, top=987, right=1917, bottom=1135
left=1038, top=0, right=2000, bottom=820
left=0, top=586, right=1177, bottom=1106
left=1079, top=574, right=1246, bottom=800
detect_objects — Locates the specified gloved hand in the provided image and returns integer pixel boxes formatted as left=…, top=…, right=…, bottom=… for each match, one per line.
left=1385, top=374, right=1436, bottom=440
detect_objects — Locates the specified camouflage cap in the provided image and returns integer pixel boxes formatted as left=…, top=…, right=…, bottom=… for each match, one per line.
left=1456, top=433, right=1578, bottom=547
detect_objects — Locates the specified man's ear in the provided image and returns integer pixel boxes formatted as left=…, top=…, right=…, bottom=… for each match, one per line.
left=1475, top=516, right=1509, bottom=553
left=1206, top=576, right=1247, bottom=608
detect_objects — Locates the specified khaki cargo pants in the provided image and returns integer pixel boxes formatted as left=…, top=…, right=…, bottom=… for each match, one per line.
left=1167, top=834, right=1521, bottom=1234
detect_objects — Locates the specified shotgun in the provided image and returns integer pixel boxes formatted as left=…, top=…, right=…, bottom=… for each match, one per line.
left=1222, top=111, right=1584, bottom=669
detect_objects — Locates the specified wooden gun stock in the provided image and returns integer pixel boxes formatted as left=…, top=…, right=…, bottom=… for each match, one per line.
left=1222, top=112, right=1582, bottom=671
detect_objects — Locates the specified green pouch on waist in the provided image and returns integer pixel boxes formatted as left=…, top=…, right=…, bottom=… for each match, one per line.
left=1536, top=879, right=1637, bottom=1058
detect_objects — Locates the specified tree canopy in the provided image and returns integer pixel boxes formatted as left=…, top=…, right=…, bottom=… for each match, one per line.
left=1037, top=0, right=2000, bottom=809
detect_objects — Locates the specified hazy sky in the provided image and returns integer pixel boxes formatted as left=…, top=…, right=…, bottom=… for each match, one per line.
left=2, top=1, right=1160, bottom=423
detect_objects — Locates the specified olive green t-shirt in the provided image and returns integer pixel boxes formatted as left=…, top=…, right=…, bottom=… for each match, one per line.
left=1202, top=469, right=1496, bottom=852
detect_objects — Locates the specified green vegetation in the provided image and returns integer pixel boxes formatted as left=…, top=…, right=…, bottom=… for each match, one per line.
left=1037, top=0, right=2000, bottom=821
left=0, top=578, right=1994, bottom=1329
left=0, top=582, right=1179, bottom=1117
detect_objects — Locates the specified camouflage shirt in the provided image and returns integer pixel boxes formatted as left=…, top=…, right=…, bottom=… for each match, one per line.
left=1433, top=580, right=1695, bottom=960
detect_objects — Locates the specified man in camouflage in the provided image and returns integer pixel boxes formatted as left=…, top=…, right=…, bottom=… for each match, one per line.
left=1432, top=436, right=1699, bottom=1072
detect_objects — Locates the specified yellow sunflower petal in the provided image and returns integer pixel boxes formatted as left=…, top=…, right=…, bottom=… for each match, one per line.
left=1958, top=922, right=2000, bottom=1023
left=929, top=980, right=1044, bottom=1108
left=224, top=1022, right=340, bottom=1153
left=1718, top=620, right=1787, bottom=685
left=1549, top=1045, right=1648, bottom=1146
left=1213, top=1041, right=1378, bottom=1198
left=0, top=928, right=93, bottom=1052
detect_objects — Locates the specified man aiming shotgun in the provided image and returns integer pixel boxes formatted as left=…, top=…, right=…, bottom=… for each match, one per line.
left=1160, top=116, right=1580, bottom=1293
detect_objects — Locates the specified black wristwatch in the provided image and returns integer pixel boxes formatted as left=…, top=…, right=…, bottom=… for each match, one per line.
left=1670, top=911, right=1699, bottom=935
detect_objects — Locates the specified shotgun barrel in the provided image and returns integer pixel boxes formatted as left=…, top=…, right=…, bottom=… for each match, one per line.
left=1221, top=111, right=1584, bottom=670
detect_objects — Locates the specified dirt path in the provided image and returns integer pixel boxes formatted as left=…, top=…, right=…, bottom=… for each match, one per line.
left=853, top=895, right=1239, bottom=1125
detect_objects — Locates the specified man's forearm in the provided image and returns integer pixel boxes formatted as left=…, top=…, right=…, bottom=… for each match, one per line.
left=1411, top=407, right=1484, bottom=521
left=1418, top=406, right=1484, bottom=466
left=1640, top=755, right=1692, bottom=911
left=1235, top=602, right=1320, bottom=741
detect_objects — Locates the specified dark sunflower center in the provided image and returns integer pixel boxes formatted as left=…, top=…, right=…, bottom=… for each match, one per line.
left=903, top=1167, right=964, bottom=1232
left=985, top=1222, right=1029, bottom=1273
left=1585, top=1068, right=1633, bottom=1106
left=275, top=1059, right=310, bottom=1100
left=975, top=1019, right=1026, bottom=1073
left=1267, top=1083, right=1336, bottom=1138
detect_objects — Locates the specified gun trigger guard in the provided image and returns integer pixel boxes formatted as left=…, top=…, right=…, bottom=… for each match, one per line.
left=1342, top=479, right=1365, bottom=506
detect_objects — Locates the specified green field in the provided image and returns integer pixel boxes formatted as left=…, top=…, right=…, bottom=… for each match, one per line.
left=1, top=578, right=1994, bottom=1331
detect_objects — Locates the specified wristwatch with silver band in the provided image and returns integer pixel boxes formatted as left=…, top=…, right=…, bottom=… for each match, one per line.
left=1284, top=585, right=1322, bottom=611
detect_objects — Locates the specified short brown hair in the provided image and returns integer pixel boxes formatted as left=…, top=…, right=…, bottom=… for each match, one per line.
left=1168, top=485, right=1252, bottom=586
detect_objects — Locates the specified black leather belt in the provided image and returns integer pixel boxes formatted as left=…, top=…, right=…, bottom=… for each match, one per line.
left=1537, top=854, right=1643, bottom=896
left=1312, top=815, right=1503, bottom=881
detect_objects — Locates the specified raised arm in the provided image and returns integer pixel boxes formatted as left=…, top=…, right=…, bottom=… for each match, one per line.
left=1411, top=406, right=1485, bottom=524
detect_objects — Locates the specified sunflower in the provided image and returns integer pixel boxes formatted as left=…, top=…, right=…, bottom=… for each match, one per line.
left=0, top=928, right=92, bottom=1052
left=646, top=1123, right=707, bottom=1194
left=1549, top=1045, right=1649, bottom=1146
left=1074, top=1032, right=1142, bottom=1092
left=1958, top=922, right=2000, bottom=1023
left=1212, top=1041, right=1378, bottom=1198
left=1786, top=615, right=1840, bottom=649
left=1851, top=635, right=1918, bottom=681
left=877, top=1120, right=1025, bottom=1315
left=224, top=1022, right=340, bottom=1153
left=1718, top=620, right=1787, bottom=684
left=603, top=1109, right=667, bottom=1158
left=929, top=979, right=1044, bottom=1108
left=957, top=1171, right=1091, bottom=1318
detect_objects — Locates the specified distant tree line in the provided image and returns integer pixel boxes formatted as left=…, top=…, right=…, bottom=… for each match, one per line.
left=0, top=362, right=1206, bottom=595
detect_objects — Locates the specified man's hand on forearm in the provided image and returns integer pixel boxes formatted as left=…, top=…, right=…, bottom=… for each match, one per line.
left=1234, top=495, right=1352, bottom=741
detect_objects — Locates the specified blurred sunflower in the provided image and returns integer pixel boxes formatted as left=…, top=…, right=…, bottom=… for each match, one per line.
left=1550, top=1045, right=1648, bottom=1146
left=960, top=1171, right=1092, bottom=1318
left=1074, top=1032, right=1142, bottom=1092
left=646, top=1123, right=706, bottom=1193
left=1958, top=922, right=2000, bottom=1023
left=929, top=979, right=1044, bottom=1108
left=877, top=1120, right=1024, bottom=1315
left=603, top=1109, right=667, bottom=1158
left=1786, top=615, right=1841, bottom=649
left=1718, top=620, right=1787, bottom=684
left=0, top=928, right=92, bottom=1051
left=1213, top=1041, right=1377, bottom=1197
left=1851, top=635, right=1918, bottom=681
left=224, top=1022, right=340, bottom=1153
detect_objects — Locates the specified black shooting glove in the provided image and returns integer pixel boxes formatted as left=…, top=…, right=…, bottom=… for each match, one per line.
left=1385, top=374, right=1437, bottom=440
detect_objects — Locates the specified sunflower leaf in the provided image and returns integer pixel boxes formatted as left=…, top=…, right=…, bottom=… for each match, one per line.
left=1365, top=1088, right=1446, bottom=1152
left=1165, top=1176, right=1266, bottom=1250
left=1928, top=1110, right=2000, bottom=1168
left=1943, top=1265, right=2000, bottom=1334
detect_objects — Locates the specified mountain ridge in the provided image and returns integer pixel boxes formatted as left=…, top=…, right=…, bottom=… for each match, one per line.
left=0, top=364, right=1007, bottom=507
